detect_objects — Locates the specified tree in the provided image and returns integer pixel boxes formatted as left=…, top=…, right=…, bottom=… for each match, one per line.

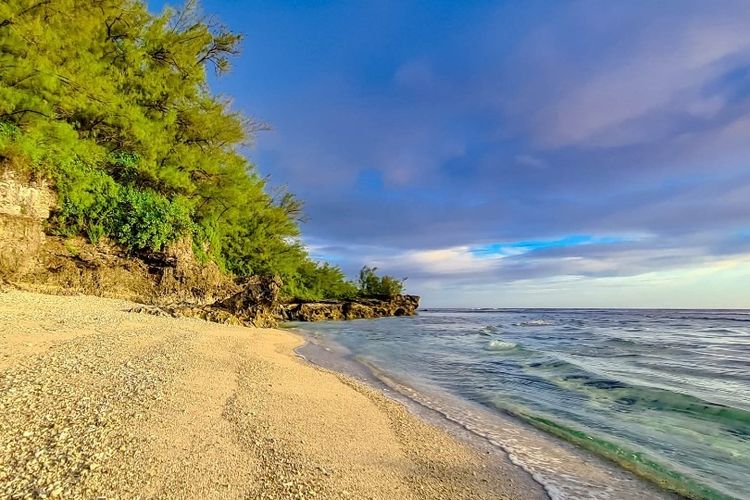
left=358, top=266, right=405, bottom=298
left=0, top=0, right=372, bottom=301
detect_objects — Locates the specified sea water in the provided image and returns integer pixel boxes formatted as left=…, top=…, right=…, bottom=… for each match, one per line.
left=293, top=309, right=750, bottom=500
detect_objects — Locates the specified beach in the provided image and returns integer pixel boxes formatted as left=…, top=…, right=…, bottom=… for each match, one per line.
left=0, top=289, right=544, bottom=499
left=296, top=309, right=749, bottom=500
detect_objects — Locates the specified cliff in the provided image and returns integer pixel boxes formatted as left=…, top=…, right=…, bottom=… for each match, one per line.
left=0, top=172, right=419, bottom=327
left=0, top=172, right=237, bottom=303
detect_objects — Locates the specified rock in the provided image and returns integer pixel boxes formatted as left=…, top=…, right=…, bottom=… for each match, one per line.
left=152, top=275, right=283, bottom=328
left=282, top=295, right=420, bottom=322
left=282, top=302, right=345, bottom=322
left=126, top=306, right=169, bottom=317
left=215, top=276, right=282, bottom=328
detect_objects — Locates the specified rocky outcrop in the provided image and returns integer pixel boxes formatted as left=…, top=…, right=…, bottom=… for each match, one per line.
left=0, top=172, right=54, bottom=279
left=168, top=276, right=283, bottom=328
left=0, top=172, right=237, bottom=305
left=11, top=235, right=238, bottom=306
left=281, top=294, right=420, bottom=322
left=0, top=171, right=54, bottom=220
left=130, top=290, right=419, bottom=327
left=1, top=172, right=419, bottom=328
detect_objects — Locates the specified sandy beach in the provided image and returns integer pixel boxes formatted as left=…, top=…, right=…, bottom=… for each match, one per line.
left=0, top=289, right=544, bottom=499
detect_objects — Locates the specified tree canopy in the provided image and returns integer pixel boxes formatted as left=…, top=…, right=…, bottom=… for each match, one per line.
left=0, top=0, right=406, bottom=301
left=358, top=266, right=405, bottom=298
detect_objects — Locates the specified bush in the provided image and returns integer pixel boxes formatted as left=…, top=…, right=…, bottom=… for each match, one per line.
left=282, top=261, right=359, bottom=301
left=53, top=158, right=192, bottom=250
left=109, top=187, right=193, bottom=251
left=358, top=266, right=405, bottom=298
left=53, top=158, right=120, bottom=242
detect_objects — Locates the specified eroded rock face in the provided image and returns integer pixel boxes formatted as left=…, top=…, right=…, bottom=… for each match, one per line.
left=281, top=295, right=420, bottom=322
left=0, top=172, right=54, bottom=279
left=128, top=276, right=283, bottom=328
left=0, top=172, right=55, bottom=220
left=12, top=236, right=238, bottom=306
left=2, top=174, right=420, bottom=328
left=214, top=275, right=283, bottom=328
left=285, top=302, right=345, bottom=322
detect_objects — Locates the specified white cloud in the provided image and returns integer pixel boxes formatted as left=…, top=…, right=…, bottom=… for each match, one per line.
left=377, top=246, right=498, bottom=275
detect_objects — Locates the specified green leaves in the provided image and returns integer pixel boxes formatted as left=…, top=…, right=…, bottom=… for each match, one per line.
left=358, top=266, right=405, bottom=298
left=109, top=187, right=193, bottom=252
left=53, top=159, right=191, bottom=251
left=0, top=0, right=385, bottom=301
left=283, top=261, right=359, bottom=301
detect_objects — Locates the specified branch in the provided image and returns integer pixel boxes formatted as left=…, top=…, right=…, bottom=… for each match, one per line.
left=0, top=108, right=51, bottom=119
left=0, top=0, right=52, bottom=28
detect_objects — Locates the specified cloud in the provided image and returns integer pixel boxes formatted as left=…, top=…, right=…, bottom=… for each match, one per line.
left=208, top=0, right=750, bottom=305
left=515, top=154, right=546, bottom=169
left=503, top=1, right=750, bottom=149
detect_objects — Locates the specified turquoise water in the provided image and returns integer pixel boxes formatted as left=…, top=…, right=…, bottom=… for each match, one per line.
left=294, top=309, right=750, bottom=499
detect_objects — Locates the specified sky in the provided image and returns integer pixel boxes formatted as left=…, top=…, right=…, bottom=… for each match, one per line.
left=153, top=0, right=750, bottom=308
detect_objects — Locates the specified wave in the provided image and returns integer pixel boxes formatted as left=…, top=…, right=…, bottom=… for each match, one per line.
left=477, top=325, right=499, bottom=336
left=605, top=337, right=639, bottom=345
left=699, top=328, right=748, bottom=335
left=485, top=339, right=518, bottom=351
left=673, top=315, right=750, bottom=323
left=513, top=319, right=555, bottom=327
left=517, top=413, right=735, bottom=500
left=612, top=386, right=750, bottom=428
left=525, top=358, right=750, bottom=430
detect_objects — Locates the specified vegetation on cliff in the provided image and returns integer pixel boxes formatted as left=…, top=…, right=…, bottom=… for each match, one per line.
left=0, top=0, right=403, bottom=301
left=358, top=266, right=405, bottom=298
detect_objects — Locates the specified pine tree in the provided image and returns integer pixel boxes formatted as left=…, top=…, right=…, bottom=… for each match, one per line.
left=0, top=0, right=384, bottom=300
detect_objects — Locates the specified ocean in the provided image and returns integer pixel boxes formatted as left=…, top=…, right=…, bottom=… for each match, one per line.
left=293, top=308, right=750, bottom=500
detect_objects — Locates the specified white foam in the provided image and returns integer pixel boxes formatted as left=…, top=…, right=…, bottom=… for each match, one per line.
left=369, top=368, right=672, bottom=500
left=486, top=339, right=518, bottom=351
left=514, top=319, right=556, bottom=327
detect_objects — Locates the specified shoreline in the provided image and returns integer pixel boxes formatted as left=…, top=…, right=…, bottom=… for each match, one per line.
left=292, top=321, right=683, bottom=500
left=0, top=289, right=543, bottom=499
left=292, top=331, right=550, bottom=495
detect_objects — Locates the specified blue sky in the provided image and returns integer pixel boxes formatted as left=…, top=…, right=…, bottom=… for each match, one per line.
left=153, top=0, right=750, bottom=307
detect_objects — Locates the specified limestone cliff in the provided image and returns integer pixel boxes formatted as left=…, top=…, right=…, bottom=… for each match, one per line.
left=1, top=173, right=420, bottom=327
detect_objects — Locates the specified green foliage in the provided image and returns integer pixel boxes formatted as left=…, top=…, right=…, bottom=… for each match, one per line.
left=109, top=187, right=193, bottom=251
left=54, top=159, right=120, bottom=242
left=53, top=158, right=191, bottom=250
left=284, top=261, right=359, bottom=301
left=358, top=266, right=405, bottom=298
left=0, top=0, right=404, bottom=301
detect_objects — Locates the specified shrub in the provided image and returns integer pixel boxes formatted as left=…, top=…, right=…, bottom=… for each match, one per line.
left=283, top=261, right=359, bottom=301
left=108, top=187, right=193, bottom=251
left=358, top=266, right=405, bottom=298
left=53, top=159, right=120, bottom=242
left=52, top=158, right=193, bottom=250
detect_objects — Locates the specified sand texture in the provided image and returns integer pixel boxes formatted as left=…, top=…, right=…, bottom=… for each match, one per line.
left=0, top=290, right=544, bottom=499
